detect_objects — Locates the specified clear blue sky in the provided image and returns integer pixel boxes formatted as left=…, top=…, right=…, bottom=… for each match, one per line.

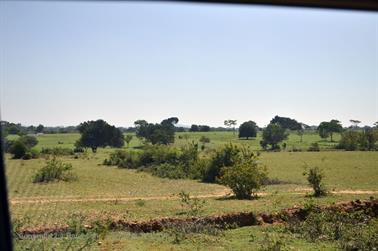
left=0, top=1, right=377, bottom=127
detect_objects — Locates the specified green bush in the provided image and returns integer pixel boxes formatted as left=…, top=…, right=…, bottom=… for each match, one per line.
left=18, top=135, right=38, bottom=148
left=40, top=147, right=74, bottom=156
left=307, top=143, right=320, bottom=152
left=286, top=208, right=378, bottom=250
left=9, top=140, right=28, bottom=159
left=219, top=155, right=268, bottom=199
left=303, top=165, right=327, bottom=197
left=150, top=163, right=187, bottom=179
left=202, top=143, right=240, bottom=183
left=33, top=157, right=77, bottom=183
left=103, top=150, right=140, bottom=168
left=338, top=130, right=360, bottom=151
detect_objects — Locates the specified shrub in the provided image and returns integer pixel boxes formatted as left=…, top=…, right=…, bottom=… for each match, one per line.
left=219, top=156, right=268, bottom=199
left=33, top=157, right=77, bottom=183
left=307, top=143, right=320, bottom=152
left=138, top=145, right=180, bottom=167
left=18, top=135, right=38, bottom=148
left=40, top=147, right=74, bottom=156
left=199, top=136, right=210, bottom=144
left=338, top=130, right=360, bottom=151
left=103, top=150, right=140, bottom=169
left=73, top=146, right=85, bottom=153
left=285, top=208, right=378, bottom=250
left=22, top=149, right=39, bottom=160
left=150, top=163, right=187, bottom=179
left=178, top=191, right=206, bottom=216
left=202, top=143, right=240, bottom=183
left=9, top=140, right=28, bottom=159
left=303, top=165, right=327, bottom=197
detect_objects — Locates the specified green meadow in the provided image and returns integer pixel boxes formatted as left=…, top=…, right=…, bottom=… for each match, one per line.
left=6, top=131, right=378, bottom=250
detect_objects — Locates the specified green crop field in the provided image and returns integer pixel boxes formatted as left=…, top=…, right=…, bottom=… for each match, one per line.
left=5, top=132, right=378, bottom=250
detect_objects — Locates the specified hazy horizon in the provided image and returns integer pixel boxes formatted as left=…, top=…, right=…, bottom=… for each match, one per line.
left=1, top=1, right=377, bottom=128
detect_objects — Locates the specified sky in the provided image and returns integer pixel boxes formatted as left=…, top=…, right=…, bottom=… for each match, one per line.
left=0, top=1, right=377, bottom=128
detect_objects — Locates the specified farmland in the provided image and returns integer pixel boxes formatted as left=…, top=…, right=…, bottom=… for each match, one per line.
left=5, top=131, right=378, bottom=250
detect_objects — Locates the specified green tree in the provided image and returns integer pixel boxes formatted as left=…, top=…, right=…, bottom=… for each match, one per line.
left=9, top=140, right=28, bottom=159
left=224, top=119, right=237, bottom=135
left=303, top=165, right=327, bottom=197
left=77, top=119, right=124, bottom=152
left=270, top=115, right=302, bottom=130
left=189, top=124, right=199, bottom=132
left=134, top=117, right=178, bottom=145
left=219, top=150, right=267, bottom=199
left=260, top=123, right=288, bottom=150
left=36, top=124, right=44, bottom=133
left=19, top=135, right=38, bottom=148
left=317, top=120, right=342, bottom=142
left=238, top=121, right=257, bottom=140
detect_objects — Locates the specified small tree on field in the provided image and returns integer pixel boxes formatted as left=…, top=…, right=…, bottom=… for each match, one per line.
left=303, top=165, right=327, bottom=197
left=219, top=152, right=267, bottom=199
left=317, top=120, right=342, bottom=142
left=125, top=135, right=133, bottom=148
left=224, top=120, right=237, bottom=135
left=36, top=124, right=44, bottom=133
left=238, top=121, right=257, bottom=140
left=33, top=157, right=77, bottom=183
left=19, top=135, right=38, bottom=148
left=9, top=141, right=27, bottom=159
left=260, top=123, right=288, bottom=150
left=77, top=119, right=124, bottom=152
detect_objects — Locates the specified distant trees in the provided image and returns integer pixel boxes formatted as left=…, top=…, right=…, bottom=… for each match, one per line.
left=224, top=120, right=237, bottom=135
left=317, top=120, right=343, bottom=142
left=135, top=117, right=178, bottom=145
left=238, top=121, right=257, bottom=140
left=189, top=124, right=210, bottom=132
left=36, top=124, right=44, bottom=133
left=190, top=124, right=199, bottom=132
left=349, top=119, right=361, bottom=129
left=260, top=123, right=288, bottom=150
left=338, top=128, right=378, bottom=151
left=270, top=116, right=302, bottom=131
left=77, top=119, right=124, bottom=152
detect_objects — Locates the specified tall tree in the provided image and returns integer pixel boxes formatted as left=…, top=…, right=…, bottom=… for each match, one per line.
left=77, top=119, right=124, bottom=152
left=134, top=117, right=178, bottom=145
left=224, top=120, right=237, bottom=135
left=36, top=124, right=44, bottom=133
left=317, top=120, right=343, bottom=142
left=238, top=121, right=257, bottom=140
left=349, top=119, right=361, bottom=129
left=270, top=115, right=302, bottom=130
left=260, top=123, right=288, bottom=150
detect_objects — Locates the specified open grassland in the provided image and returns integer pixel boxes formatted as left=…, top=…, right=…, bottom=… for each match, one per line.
left=9, top=130, right=341, bottom=151
left=5, top=132, right=378, bottom=250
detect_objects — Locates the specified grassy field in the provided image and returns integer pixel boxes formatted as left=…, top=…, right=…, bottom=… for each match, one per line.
left=5, top=131, right=378, bottom=250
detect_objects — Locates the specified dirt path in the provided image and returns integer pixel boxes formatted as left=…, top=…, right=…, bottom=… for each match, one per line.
left=9, top=189, right=378, bottom=205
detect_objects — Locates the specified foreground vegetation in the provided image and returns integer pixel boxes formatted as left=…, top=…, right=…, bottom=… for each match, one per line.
left=4, top=130, right=378, bottom=250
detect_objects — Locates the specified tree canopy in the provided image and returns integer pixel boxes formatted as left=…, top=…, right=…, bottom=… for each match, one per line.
left=317, top=120, right=343, bottom=142
left=135, top=117, right=178, bottom=145
left=238, top=121, right=257, bottom=139
left=260, top=123, right=288, bottom=150
left=77, top=119, right=124, bottom=152
left=270, top=115, right=302, bottom=131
